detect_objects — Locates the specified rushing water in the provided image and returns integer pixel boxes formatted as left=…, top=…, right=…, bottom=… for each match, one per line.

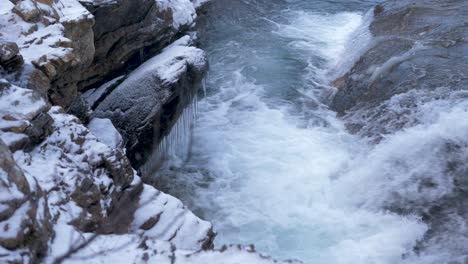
left=152, top=0, right=468, bottom=263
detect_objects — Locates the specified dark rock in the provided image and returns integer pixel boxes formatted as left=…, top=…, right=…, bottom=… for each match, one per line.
left=331, top=0, right=468, bottom=138
left=78, top=0, right=192, bottom=90
left=68, top=94, right=91, bottom=122
left=24, top=111, right=54, bottom=146
left=0, top=41, right=20, bottom=62
left=47, top=12, right=96, bottom=108
left=0, top=41, right=24, bottom=72
left=93, top=37, right=208, bottom=167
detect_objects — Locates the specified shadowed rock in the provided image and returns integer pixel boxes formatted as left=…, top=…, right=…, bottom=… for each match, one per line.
left=93, top=36, right=208, bottom=167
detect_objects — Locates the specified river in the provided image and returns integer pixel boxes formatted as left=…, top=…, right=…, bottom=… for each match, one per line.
left=150, top=0, right=468, bottom=263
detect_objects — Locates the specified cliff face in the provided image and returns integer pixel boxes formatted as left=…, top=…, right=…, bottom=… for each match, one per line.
left=0, top=0, right=292, bottom=263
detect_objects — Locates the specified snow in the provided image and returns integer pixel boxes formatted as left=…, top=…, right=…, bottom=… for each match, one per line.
left=0, top=0, right=90, bottom=65
left=0, top=1, right=14, bottom=14
left=0, top=202, right=30, bottom=239
left=0, top=80, right=48, bottom=149
left=0, top=132, right=28, bottom=147
left=156, top=0, right=197, bottom=27
left=88, top=118, right=123, bottom=149
left=58, top=0, right=94, bottom=22
left=0, top=80, right=48, bottom=120
left=192, top=0, right=210, bottom=8
left=132, top=183, right=213, bottom=250
left=0, top=167, right=24, bottom=202
left=124, top=35, right=206, bottom=86
left=59, top=237, right=298, bottom=264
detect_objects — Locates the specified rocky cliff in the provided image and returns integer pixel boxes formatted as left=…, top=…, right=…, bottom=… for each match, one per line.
left=0, top=0, right=292, bottom=263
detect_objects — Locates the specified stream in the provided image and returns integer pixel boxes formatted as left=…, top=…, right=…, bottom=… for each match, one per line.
left=151, top=0, right=468, bottom=263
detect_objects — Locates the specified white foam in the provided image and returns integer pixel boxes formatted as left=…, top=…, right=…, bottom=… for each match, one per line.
left=158, top=7, right=457, bottom=264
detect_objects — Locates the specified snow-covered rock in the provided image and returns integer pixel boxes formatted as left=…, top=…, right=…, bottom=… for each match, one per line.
left=88, top=118, right=124, bottom=149
left=0, top=79, right=216, bottom=262
left=0, top=1, right=297, bottom=263
left=0, top=0, right=94, bottom=107
left=77, top=0, right=207, bottom=91
left=93, top=35, right=207, bottom=166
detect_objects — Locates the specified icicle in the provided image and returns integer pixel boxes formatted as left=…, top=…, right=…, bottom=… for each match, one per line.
left=142, top=94, right=200, bottom=177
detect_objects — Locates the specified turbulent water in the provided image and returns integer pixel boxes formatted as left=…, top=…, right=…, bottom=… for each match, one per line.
left=152, top=0, right=468, bottom=263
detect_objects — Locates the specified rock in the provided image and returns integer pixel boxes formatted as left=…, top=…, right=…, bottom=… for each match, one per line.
left=48, top=9, right=95, bottom=108
left=88, top=118, right=124, bottom=149
left=131, top=183, right=215, bottom=250
left=0, top=80, right=52, bottom=151
left=77, top=0, right=199, bottom=90
left=331, top=0, right=468, bottom=139
left=330, top=0, right=468, bottom=261
left=68, top=94, right=91, bottom=122
left=0, top=139, right=50, bottom=262
left=12, top=0, right=41, bottom=22
left=0, top=41, right=24, bottom=72
left=93, top=36, right=208, bottom=167
left=0, top=0, right=95, bottom=108
left=0, top=41, right=20, bottom=63
left=82, top=75, right=125, bottom=110
left=0, top=138, right=30, bottom=221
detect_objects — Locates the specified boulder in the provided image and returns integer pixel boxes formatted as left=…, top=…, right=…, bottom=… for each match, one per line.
left=93, top=36, right=208, bottom=167
left=331, top=0, right=468, bottom=139
left=0, top=41, right=24, bottom=72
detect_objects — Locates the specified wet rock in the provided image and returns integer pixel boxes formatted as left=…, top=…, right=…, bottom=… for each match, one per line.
left=331, top=0, right=468, bottom=260
left=331, top=0, right=468, bottom=139
left=93, top=36, right=208, bottom=167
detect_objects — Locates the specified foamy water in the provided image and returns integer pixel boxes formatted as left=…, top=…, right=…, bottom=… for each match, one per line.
left=152, top=1, right=468, bottom=263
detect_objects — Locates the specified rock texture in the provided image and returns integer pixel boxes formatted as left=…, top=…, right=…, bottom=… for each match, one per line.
left=0, top=0, right=94, bottom=107
left=332, top=0, right=468, bottom=139
left=0, top=0, right=294, bottom=263
left=77, top=0, right=199, bottom=90
left=0, top=79, right=217, bottom=263
left=93, top=35, right=207, bottom=167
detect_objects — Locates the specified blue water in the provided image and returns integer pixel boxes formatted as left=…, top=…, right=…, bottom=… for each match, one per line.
left=154, top=1, right=468, bottom=263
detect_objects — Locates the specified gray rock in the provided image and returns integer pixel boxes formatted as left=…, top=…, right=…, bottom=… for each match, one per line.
left=93, top=36, right=208, bottom=167
left=331, top=0, right=468, bottom=139
left=78, top=0, right=194, bottom=90
left=0, top=41, right=24, bottom=72
left=0, top=138, right=30, bottom=222
left=0, top=41, right=20, bottom=63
